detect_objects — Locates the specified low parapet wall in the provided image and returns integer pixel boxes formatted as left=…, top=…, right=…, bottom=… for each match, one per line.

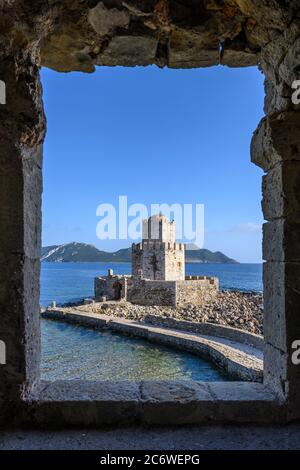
left=144, top=315, right=264, bottom=351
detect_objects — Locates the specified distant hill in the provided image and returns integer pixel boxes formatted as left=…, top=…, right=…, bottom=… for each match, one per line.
left=41, top=242, right=238, bottom=264
left=185, top=248, right=238, bottom=264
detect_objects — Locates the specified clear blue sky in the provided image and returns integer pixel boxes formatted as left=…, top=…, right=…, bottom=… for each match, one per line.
left=41, top=65, right=265, bottom=263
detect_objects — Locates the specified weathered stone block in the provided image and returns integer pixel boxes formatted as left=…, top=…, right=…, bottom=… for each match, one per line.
left=0, top=160, right=24, bottom=254
left=169, top=29, right=219, bottom=69
left=251, top=112, right=300, bottom=172
left=210, top=381, right=282, bottom=423
left=279, top=36, right=300, bottom=86
left=264, top=262, right=300, bottom=354
left=96, top=35, right=158, bottom=66
left=29, top=380, right=141, bottom=427
left=207, top=382, right=274, bottom=402
left=23, top=145, right=43, bottom=260
left=262, top=162, right=300, bottom=221
left=140, top=380, right=216, bottom=425
left=88, top=2, right=130, bottom=36
left=263, top=220, right=300, bottom=262
left=264, top=343, right=290, bottom=399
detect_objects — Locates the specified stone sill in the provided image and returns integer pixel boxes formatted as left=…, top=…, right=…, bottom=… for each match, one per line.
left=0, top=380, right=281, bottom=427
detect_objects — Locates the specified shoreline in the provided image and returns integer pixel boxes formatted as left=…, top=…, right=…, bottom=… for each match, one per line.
left=48, top=288, right=263, bottom=307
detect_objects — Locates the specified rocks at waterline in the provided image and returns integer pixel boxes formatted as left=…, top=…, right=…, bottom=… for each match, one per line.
left=66, top=291, right=263, bottom=335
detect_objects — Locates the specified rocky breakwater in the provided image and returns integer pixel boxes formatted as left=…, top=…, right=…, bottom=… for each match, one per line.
left=72, top=291, right=263, bottom=335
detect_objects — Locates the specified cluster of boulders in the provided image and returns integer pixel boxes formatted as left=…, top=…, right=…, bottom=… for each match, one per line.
left=74, top=291, right=263, bottom=335
left=194, top=291, right=263, bottom=335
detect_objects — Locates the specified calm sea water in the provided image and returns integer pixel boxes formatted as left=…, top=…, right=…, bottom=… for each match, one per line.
left=41, top=319, right=228, bottom=381
left=40, top=262, right=262, bottom=307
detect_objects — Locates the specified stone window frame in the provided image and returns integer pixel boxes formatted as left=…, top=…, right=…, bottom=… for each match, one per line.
left=1, top=20, right=300, bottom=428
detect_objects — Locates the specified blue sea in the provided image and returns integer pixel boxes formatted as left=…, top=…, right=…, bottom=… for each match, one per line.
left=40, top=262, right=262, bottom=307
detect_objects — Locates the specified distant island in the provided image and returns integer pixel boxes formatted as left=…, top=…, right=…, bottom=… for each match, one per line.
left=41, top=242, right=238, bottom=264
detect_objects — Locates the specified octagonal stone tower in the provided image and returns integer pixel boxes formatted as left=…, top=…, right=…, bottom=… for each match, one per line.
left=132, top=215, right=185, bottom=281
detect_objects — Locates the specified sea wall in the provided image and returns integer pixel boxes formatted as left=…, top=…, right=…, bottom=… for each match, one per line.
left=95, top=274, right=219, bottom=307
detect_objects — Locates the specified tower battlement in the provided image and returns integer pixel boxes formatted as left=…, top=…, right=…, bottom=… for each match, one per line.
left=142, top=214, right=176, bottom=243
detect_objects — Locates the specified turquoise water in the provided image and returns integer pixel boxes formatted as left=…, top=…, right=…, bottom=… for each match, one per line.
left=41, top=319, right=228, bottom=381
left=40, top=262, right=262, bottom=307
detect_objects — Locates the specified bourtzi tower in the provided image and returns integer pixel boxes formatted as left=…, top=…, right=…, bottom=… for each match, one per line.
left=95, top=214, right=218, bottom=306
left=132, top=215, right=185, bottom=281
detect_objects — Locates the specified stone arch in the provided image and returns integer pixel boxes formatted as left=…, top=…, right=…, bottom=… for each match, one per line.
left=0, top=0, right=300, bottom=424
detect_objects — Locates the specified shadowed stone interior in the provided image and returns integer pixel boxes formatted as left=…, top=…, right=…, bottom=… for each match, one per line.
left=0, top=0, right=300, bottom=426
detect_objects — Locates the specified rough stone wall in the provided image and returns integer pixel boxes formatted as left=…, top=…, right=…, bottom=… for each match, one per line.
left=3, top=1, right=298, bottom=73
left=141, top=241, right=166, bottom=280
left=127, top=279, right=177, bottom=307
left=138, top=216, right=184, bottom=280
left=132, top=243, right=143, bottom=277
left=176, top=278, right=219, bottom=307
left=1, top=0, right=300, bottom=420
left=0, top=46, right=45, bottom=402
left=250, top=16, right=300, bottom=417
left=132, top=241, right=185, bottom=281
left=95, top=274, right=219, bottom=307
left=95, top=276, right=127, bottom=301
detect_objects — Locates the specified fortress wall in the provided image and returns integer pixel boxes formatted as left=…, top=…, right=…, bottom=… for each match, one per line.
left=95, top=275, right=219, bottom=306
left=176, top=278, right=219, bottom=307
left=128, top=279, right=176, bottom=307
left=94, top=277, right=126, bottom=301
